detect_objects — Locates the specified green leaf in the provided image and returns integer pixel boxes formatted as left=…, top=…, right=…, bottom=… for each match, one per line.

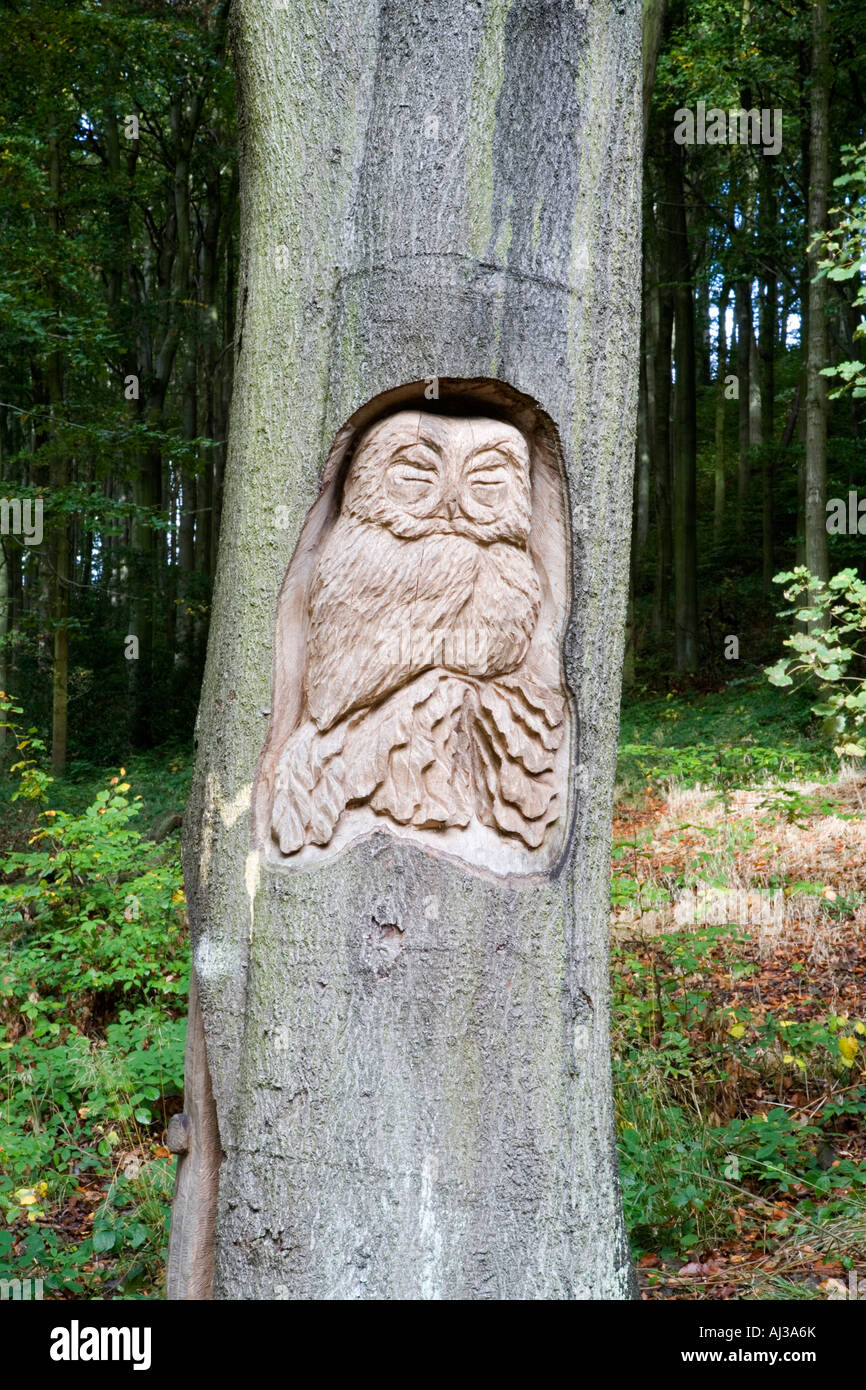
left=92, top=1226, right=116, bottom=1253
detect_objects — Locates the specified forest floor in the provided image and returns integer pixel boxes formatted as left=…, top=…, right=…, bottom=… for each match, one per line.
left=1, top=683, right=864, bottom=1299
left=611, top=769, right=866, bottom=1301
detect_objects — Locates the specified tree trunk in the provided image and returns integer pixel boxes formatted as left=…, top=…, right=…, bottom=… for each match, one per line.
left=642, top=0, right=667, bottom=137
left=759, top=239, right=776, bottom=595
left=648, top=227, right=674, bottom=633
left=177, top=346, right=198, bottom=672
left=695, top=275, right=712, bottom=387
left=805, top=0, right=830, bottom=586
left=170, top=0, right=641, bottom=1301
left=736, top=277, right=752, bottom=519
left=625, top=312, right=651, bottom=688
left=749, top=325, right=762, bottom=446
left=669, top=147, right=697, bottom=671
left=714, top=282, right=729, bottom=541
left=636, top=317, right=651, bottom=553
left=47, top=134, right=68, bottom=774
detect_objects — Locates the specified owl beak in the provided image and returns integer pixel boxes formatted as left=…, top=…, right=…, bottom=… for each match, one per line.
left=445, top=494, right=459, bottom=519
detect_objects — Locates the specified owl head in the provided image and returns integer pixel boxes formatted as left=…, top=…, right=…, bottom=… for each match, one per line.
left=341, top=409, right=532, bottom=545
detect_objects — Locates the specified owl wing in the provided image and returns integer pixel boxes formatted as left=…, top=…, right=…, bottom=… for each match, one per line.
left=304, top=517, right=482, bottom=730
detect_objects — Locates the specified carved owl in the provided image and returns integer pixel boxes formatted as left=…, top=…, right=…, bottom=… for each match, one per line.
left=271, top=408, right=565, bottom=856
left=304, top=411, right=541, bottom=730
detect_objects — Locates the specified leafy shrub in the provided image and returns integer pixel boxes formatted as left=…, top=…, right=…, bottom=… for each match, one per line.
left=767, top=566, right=866, bottom=758
left=0, top=698, right=188, bottom=1297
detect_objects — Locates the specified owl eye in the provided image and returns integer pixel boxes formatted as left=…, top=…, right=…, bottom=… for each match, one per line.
left=391, top=458, right=437, bottom=485
left=467, top=460, right=509, bottom=505
left=385, top=452, right=441, bottom=509
left=470, top=467, right=507, bottom=487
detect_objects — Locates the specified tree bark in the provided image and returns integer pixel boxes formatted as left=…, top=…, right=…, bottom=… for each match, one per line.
left=759, top=224, right=776, bottom=594
left=636, top=324, right=651, bottom=553
left=714, top=282, right=729, bottom=541
left=736, top=277, right=752, bottom=518
left=642, top=0, right=667, bottom=139
left=47, top=134, right=68, bottom=774
left=805, top=0, right=830, bottom=585
left=647, top=213, right=674, bottom=633
left=669, top=146, right=697, bottom=671
left=170, top=0, right=641, bottom=1301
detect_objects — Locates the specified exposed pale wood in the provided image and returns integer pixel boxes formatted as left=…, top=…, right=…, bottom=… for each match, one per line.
left=264, top=408, right=568, bottom=870
left=166, top=968, right=221, bottom=1300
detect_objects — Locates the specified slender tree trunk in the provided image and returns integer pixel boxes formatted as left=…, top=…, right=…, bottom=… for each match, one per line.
left=749, top=325, right=762, bottom=446
left=636, top=320, right=651, bottom=553
left=624, top=354, right=649, bottom=689
left=759, top=218, right=776, bottom=594
left=170, top=0, right=642, bottom=1302
left=177, top=346, right=198, bottom=671
left=695, top=275, right=712, bottom=386
left=669, top=147, right=697, bottom=671
left=129, top=437, right=163, bottom=747
left=736, top=277, right=752, bottom=521
left=805, top=0, right=830, bottom=586
left=714, top=282, right=730, bottom=541
left=642, top=0, right=667, bottom=138
left=47, top=134, right=68, bottom=774
left=211, top=176, right=237, bottom=577
left=795, top=38, right=810, bottom=567
left=647, top=226, right=674, bottom=633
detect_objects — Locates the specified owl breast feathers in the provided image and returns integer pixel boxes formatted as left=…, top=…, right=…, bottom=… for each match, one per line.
left=304, top=516, right=542, bottom=730
left=271, top=408, right=565, bottom=856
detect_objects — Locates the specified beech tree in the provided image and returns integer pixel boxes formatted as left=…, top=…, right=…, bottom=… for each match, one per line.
left=804, top=0, right=830, bottom=588
left=168, top=0, right=644, bottom=1300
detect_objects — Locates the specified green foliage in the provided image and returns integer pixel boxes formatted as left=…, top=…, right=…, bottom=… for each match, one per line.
left=818, top=139, right=866, bottom=399
left=617, top=685, right=827, bottom=797
left=618, top=741, right=825, bottom=795
left=766, top=566, right=866, bottom=757
left=0, top=712, right=187, bottom=1298
left=0, top=0, right=237, bottom=761
left=614, top=926, right=866, bottom=1260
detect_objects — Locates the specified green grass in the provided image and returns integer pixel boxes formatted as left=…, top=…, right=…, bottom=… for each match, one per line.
left=617, top=680, right=834, bottom=797
left=620, top=679, right=821, bottom=750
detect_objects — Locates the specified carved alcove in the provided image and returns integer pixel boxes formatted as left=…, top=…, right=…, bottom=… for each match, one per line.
left=252, top=379, right=574, bottom=876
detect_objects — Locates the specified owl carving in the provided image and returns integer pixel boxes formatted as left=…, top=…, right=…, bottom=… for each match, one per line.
left=270, top=409, right=566, bottom=857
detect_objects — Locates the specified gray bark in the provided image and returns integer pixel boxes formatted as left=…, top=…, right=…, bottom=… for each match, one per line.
left=170, top=0, right=642, bottom=1300
left=669, top=142, right=697, bottom=672
left=713, top=282, right=729, bottom=541
left=642, top=0, right=667, bottom=138
left=805, top=0, right=830, bottom=586
left=736, top=277, right=752, bottom=516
